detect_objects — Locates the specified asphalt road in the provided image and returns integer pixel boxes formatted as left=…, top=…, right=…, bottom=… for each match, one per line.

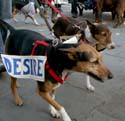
left=0, top=4, right=125, bottom=121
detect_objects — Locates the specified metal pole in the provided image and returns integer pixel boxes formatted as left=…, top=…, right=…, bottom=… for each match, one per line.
left=0, top=0, right=12, bottom=19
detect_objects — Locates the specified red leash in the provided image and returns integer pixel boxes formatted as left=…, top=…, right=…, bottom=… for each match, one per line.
left=44, top=0, right=68, bottom=20
left=31, top=40, right=64, bottom=84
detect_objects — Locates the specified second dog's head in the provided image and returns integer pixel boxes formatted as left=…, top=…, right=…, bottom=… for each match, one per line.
left=86, top=20, right=115, bottom=51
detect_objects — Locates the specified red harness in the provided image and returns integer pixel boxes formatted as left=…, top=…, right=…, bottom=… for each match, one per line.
left=31, top=40, right=65, bottom=84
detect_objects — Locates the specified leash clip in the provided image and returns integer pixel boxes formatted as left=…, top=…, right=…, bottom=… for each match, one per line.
left=52, top=39, right=59, bottom=46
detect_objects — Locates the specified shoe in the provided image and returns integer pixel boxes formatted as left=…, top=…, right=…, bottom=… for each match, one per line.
left=72, top=13, right=78, bottom=18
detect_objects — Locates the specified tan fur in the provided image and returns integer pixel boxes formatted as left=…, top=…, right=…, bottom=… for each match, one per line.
left=86, top=21, right=115, bottom=51
left=12, top=8, right=19, bottom=20
left=68, top=44, right=110, bottom=79
left=114, top=0, right=125, bottom=27
left=96, top=0, right=125, bottom=27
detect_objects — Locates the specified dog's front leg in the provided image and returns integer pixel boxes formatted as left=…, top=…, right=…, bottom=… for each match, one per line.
left=86, top=75, right=95, bottom=92
left=49, top=89, right=61, bottom=118
left=11, top=77, right=23, bottom=106
left=38, top=89, right=72, bottom=121
left=12, top=8, right=18, bottom=22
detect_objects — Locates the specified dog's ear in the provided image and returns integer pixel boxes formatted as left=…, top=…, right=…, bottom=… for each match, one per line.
left=58, top=48, right=72, bottom=53
left=59, top=48, right=91, bottom=61
left=58, top=48, right=77, bottom=60
left=76, top=51, right=91, bottom=61
left=86, top=20, right=96, bottom=31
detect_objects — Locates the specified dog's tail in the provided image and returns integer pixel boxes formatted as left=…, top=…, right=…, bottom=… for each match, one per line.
left=0, top=19, right=15, bottom=34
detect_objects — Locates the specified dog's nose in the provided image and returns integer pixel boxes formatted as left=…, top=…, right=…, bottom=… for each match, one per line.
left=110, top=45, right=115, bottom=49
left=108, top=72, right=113, bottom=79
left=107, top=42, right=116, bottom=49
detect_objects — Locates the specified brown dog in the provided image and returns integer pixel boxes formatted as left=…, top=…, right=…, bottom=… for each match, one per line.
left=53, top=17, right=115, bottom=51
left=0, top=19, right=113, bottom=121
left=95, top=0, right=125, bottom=27
left=114, top=0, right=125, bottom=27
left=53, top=17, right=115, bottom=91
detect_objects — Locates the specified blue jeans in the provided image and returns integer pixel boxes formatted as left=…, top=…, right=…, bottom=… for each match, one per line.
left=71, top=0, right=78, bottom=15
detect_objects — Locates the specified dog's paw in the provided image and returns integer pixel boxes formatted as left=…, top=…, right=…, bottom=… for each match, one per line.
left=59, top=107, right=72, bottom=121
left=34, top=22, right=40, bottom=26
left=49, top=106, right=61, bottom=118
left=15, top=97, right=23, bottom=106
left=13, top=18, right=18, bottom=22
left=87, top=85, right=95, bottom=92
left=34, top=20, right=40, bottom=26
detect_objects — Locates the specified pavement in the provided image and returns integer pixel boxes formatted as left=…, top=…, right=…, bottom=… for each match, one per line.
left=0, top=4, right=125, bottom=121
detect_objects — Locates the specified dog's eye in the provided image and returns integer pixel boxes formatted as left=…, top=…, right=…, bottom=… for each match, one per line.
left=93, top=60, right=99, bottom=64
left=101, top=32, right=106, bottom=36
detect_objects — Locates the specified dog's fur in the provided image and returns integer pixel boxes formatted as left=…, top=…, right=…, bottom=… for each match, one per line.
left=74, top=0, right=125, bottom=27
left=96, top=0, right=125, bottom=27
left=0, top=19, right=113, bottom=121
left=12, top=0, right=39, bottom=25
left=0, top=23, right=8, bottom=44
left=52, top=17, right=87, bottom=39
left=114, top=0, right=125, bottom=27
left=53, top=17, right=115, bottom=91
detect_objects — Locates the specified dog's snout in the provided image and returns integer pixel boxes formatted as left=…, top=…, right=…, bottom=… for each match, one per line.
left=108, top=72, right=113, bottom=79
left=108, top=42, right=116, bottom=49
left=110, top=44, right=115, bottom=49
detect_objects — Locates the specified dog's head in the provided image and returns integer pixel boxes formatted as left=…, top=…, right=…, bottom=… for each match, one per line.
left=60, top=43, right=113, bottom=82
left=52, top=17, right=87, bottom=38
left=86, top=20, right=115, bottom=51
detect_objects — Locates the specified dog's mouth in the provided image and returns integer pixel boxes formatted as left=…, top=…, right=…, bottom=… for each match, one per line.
left=88, top=72, right=104, bottom=83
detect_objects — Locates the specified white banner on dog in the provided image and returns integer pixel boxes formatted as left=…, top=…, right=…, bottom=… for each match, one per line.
left=1, top=54, right=47, bottom=82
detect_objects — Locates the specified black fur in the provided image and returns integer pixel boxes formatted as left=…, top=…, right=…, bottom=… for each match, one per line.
left=12, top=0, right=29, bottom=11
left=0, top=22, right=8, bottom=44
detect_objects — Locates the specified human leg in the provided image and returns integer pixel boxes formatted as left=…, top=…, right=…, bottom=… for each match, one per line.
left=71, top=0, right=78, bottom=18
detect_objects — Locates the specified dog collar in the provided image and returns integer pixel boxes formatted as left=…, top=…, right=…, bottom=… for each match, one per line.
left=96, top=47, right=106, bottom=52
left=31, top=40, right=65, bottom=84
